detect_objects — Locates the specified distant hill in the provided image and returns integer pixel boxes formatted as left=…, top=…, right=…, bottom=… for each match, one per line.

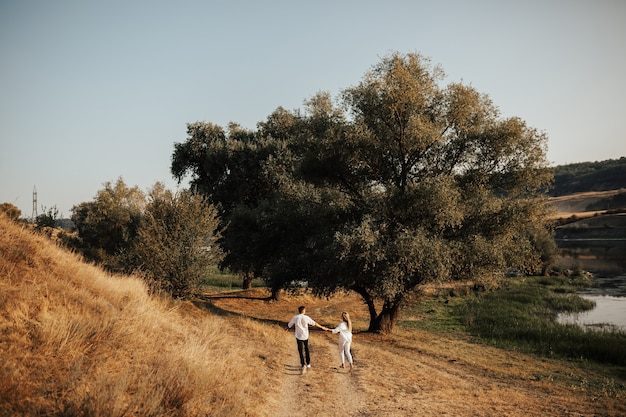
left=550, top=157, right=626, bottom=196
left=549, top=158, right=626, bottom=242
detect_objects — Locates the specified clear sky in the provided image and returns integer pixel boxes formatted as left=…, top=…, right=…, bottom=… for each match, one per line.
left=1, top=0, right=625, bottom=219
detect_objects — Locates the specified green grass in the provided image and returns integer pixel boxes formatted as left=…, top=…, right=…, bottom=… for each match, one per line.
left=401, top=276, right=626, bottom=367
left=400, top=296, right=468, bottom=334
left=198, top=267, right=265, bottom=290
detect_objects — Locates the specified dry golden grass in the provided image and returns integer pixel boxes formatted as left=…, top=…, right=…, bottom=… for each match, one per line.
left=549, top=190, right=622, bottom=218
left=0, top=215, right=287, bottom=416
left=2, top=213, right=625, bottom=416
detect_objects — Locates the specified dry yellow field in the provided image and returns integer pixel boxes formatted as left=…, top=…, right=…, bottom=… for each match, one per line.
left=550, top=190, right=623, bottom=218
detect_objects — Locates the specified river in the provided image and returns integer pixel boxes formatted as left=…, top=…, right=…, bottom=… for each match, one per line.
left=555, top=239, right=626, bottom=331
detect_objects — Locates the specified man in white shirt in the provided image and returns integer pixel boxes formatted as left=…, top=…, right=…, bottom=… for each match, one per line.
left=285, top=305, right=329, bottom=374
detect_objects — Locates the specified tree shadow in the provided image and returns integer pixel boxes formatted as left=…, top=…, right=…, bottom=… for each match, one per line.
left=192, top=292, right=287, bottom=328
left=200, top=290, right=273, bottom=301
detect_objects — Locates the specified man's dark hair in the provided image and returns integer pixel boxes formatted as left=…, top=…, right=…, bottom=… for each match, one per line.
left=298, top=306, right=305, bottom=313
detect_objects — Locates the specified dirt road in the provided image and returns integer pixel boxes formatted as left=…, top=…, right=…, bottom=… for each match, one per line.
left=273, top=333, right=364, bottom=417
left=209, top=290, right=624, bottom=416
left=272, top=331, right=613, bottom=417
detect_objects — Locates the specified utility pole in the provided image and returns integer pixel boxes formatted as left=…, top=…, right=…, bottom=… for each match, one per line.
left=31, top=185, right=38, bottom=222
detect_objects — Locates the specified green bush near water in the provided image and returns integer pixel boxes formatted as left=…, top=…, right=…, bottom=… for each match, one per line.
left=456, top=276, right=626, bottom=366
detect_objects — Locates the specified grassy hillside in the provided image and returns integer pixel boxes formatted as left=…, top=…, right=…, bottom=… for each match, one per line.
left=551, top=157, right=626, bottom=196
left=550, top=190, right=624, bottom=217
left=0, top=214, right=285, bottom=417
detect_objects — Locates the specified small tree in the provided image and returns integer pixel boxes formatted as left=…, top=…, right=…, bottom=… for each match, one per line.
left=36, top=205, right=59, bottom=229
left=31, top=205, right=61, bottom=238
left=132, top=185, right=223, bottom=299
left=70, top=178, right=145, bottom=271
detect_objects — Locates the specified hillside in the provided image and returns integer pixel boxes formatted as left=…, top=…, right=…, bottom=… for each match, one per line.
left=1, top=214, right=624, bottom=416
left=550, top=157, right=626, bottom=197
left=548, top=188, right=626, bottom=243
left=549, top=158, right=626, bottom=239
left=550, top=190, right=624, bottom=217
left=0, top=214, right=285, bottom=416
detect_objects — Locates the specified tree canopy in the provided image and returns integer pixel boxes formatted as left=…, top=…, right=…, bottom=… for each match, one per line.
left=171, top=52, right=554, bottom=333
left=71, top=178, right=145, bottom=271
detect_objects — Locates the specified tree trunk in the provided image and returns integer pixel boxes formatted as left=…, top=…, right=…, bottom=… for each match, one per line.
left=373, top=301, right=400, bottom=334
left=270, top=285, right=281, bottom=301
left=242, top=271, right=254, bottom=290
left=352, top=287, right=378, bottom=332
left=351, top=287, right=402, bottom=333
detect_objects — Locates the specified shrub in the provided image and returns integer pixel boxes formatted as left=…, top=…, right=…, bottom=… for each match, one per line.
left=132, top=187, right=223, bottom=299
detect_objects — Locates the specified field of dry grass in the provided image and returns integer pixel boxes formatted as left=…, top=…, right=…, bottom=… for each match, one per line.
left=0, top=215, right=286, bottom=416
left=549, top=190, right=623, bottom=218
left=2, top=213, right=625, bottom=416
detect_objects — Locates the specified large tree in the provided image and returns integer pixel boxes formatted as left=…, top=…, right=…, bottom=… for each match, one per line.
left=172, top=52, right=554, bottom=333
left=171, top=115, right=297, bottom=289
left=305, top=53, right=552, bottom=332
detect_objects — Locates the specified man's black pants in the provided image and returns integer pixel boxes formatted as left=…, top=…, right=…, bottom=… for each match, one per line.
left=296, top=338, right=310, bottom=366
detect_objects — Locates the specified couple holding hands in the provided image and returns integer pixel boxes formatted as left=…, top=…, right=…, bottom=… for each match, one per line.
left=285, top=306, right=354, bottom=374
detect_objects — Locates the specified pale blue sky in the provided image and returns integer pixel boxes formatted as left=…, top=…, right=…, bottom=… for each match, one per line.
left=1, top=0, right=625, bottom=218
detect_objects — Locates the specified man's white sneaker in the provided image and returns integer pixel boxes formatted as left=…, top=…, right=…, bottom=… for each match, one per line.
left=301, top=365, right=306, bottom=375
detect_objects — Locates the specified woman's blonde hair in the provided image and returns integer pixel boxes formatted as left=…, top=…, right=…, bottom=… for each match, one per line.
left=342, top=312, right=352, bottom=332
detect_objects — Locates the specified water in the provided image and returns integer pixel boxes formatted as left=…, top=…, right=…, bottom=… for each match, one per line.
left=555, top=240, right=626, bottom=331
left=558, top=295, right=626, bottom=331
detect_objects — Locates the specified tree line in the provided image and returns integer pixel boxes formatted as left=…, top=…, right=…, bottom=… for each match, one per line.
left=1, top=52, right=556, bottom=333
left=550, top=157, right=626, bottom=196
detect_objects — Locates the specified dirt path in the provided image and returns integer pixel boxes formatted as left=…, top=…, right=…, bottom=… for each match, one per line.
left=273, top=331, right=365, bottom=417
left=207, top=290, right=624, bottom=416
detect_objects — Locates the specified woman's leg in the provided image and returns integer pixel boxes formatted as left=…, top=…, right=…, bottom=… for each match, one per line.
left=339, top=342, right=345, bottom=367
left=344, top=341, right=353, bottom=365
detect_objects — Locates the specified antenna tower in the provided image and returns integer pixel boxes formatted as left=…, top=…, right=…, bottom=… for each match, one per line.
left=32, top=185, right=38, bottom=221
